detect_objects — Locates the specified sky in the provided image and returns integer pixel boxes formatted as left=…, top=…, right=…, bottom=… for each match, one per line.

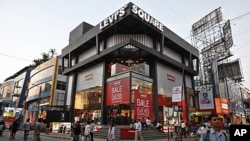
left=0, top=0, right=250, bottom=88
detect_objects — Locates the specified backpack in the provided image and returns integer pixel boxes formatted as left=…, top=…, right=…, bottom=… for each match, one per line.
left=205, top=129, right=228, bottom=141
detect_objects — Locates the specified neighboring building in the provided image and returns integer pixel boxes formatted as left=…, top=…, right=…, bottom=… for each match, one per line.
left=24, top=56, right=67, bottom=124
left=0, top=66, right=33, bottom=124
left=226, top=78, right=250, bottom=124
left=61, top=2, right=199, bottom=125
left=0, top=78, right=15, bottom=116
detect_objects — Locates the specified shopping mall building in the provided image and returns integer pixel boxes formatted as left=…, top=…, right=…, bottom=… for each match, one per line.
left=61, top=2, right=199, bottom=125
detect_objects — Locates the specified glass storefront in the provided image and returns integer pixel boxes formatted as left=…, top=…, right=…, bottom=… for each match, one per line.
left=105, top=72, right=153, bottom=125
left=75, top=86, right=102, bottom=123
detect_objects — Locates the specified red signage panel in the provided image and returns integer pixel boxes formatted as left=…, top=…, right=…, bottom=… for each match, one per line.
left=134, top=90, right=152, bottom=120
left=106, top=77, right=130, bottom=105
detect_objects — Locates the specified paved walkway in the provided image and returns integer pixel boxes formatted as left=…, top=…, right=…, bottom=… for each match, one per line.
left=40, top=131, right=198, bottom=141
left=4, top=130, right=198, bottom=141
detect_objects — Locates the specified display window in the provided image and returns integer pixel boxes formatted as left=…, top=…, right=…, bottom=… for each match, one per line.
left=105, top=76, right=152, bottom=125
left=74, top=86, right=102, bottom=123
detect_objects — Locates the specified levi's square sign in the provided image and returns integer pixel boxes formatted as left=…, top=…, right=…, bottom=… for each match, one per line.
left=230, top=125, right=250, bottom=140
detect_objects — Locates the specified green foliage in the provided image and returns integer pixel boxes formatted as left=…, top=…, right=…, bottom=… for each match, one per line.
left=31, top=48, right=57, bottom=67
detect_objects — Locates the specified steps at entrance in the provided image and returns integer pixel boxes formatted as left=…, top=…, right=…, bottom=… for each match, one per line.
left=94, top=125, right=171, bottom=140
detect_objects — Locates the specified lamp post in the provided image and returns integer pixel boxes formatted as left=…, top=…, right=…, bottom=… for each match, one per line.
left=37, top=86, right=42, bottom=119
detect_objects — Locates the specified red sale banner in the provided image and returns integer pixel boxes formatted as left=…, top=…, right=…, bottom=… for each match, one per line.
left=134, top=90, right=152, bottom=120
left=106, top=77, right=130, bottom=105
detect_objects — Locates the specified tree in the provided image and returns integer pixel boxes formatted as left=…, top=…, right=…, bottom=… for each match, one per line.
left=31, top=48, right=57, bottom=67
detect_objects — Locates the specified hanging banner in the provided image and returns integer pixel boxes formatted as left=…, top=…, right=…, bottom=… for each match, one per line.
left=172, top=86, right=182, bottom=102
left=105, top=77, right=130, bottom=105
left=134, top=90, right=152, bottom=120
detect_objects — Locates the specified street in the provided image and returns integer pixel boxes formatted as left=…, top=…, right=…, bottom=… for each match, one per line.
left=0, top=131, right=69, bottom=141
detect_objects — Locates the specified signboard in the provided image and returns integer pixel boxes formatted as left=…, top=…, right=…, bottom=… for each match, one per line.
left=134, top=90, right=152, bottom=120
left=198, top=91, right=214, bottom=109
left=106, top=77, right=130, bottom=105
left=99, top=3, right=164, bottom=32
left=172, top=86, right=182, bottom=102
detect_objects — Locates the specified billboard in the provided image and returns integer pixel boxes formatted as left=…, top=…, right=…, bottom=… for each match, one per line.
left=192, top=7, right=223, bottom=35
left=223, top=20, right=233, bottom=49
left=218, top=59, right=243, bottom=81
left=198, top=91, right=214, bottom=109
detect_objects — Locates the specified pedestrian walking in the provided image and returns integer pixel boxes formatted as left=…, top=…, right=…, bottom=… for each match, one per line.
left=72, top=121, right=81, bottom=141
left=134, top=119, right=144, bottom=141
left=83, top=121, right=91, bottom=141
left=90, top=120, right=95, bottom=141
left=181, top=120, right=187, bottom=138
left=23, top=118, right=31, bottom=141
left=33, top=118, right=44, bottom=141
left=10, top=118, right=20, bottom=139
left=107, top=123, right=115, bottom=141
left=199, top=114, right=229, bottom=141
left=63, top=125, right=66, bottom=134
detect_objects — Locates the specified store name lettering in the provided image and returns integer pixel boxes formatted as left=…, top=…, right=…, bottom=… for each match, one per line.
left=100, top=4, right=164, bottom=32
left=85, top=74, right=93, bottom=81
left=100, top=5, right=128, bottom=30
left=131, top=5, right=163, bottom=32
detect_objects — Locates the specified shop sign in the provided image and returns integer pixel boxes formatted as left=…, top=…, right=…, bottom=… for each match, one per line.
left=172, top=86, right=182, bottom=102
left=134, top=90, right=152, bottom=120
left=100, top=3, right=164, bottom=32
left=167, top=74, right=175, bottom=82
left=100, top=4, right=128, bottom=30
left=131, top=5, right=163, bottom=32
left=85, top=74, right=93, bottom=81
left=105, top=77, right=130, bottom=105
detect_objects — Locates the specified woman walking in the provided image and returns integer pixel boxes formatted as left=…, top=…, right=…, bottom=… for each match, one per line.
left=107, top=123, right=115, bottom=141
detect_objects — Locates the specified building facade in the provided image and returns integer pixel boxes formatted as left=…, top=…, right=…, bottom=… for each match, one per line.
left=0, top=66, right=32, bottom=127
left=61, top=2, right=199, bottom=125
left=25, top=56, right=67, bottom=125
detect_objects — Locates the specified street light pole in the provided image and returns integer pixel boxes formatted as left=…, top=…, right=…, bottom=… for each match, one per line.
left=37, top=86, right=42, bottom=119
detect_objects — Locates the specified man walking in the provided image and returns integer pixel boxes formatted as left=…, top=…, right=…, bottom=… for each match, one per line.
left=72, top=121, right=81, bottom=141
left=134, top=119, right=144, bottom=141
left=33, top=118, right=44, bottom=141
left=199, top=114, right=229, bottom=141
left=90, top=120, right=95, bottom=141
left=181, top=120, right=186, bottom=138
left=23, top=118, right=31, bottom=141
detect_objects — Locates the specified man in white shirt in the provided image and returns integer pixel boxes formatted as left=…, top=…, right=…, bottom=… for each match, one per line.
left=134, top=119, right=144, bottom=141
left=181, top=121, right=186, bottom=138
left=145, top=117, right=152, bottom=129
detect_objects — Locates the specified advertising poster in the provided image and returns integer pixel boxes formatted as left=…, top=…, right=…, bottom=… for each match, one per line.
left=199, top=91, right=214, bottom=109
left=134, top=90, right=152, bottom=120
left=172, top=86, right=182, bottom=102
left=105, top=77, right=130, bottom=105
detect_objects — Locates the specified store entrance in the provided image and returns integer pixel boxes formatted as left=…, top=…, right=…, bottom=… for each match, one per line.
left=106, top=104, right=130, bottom=125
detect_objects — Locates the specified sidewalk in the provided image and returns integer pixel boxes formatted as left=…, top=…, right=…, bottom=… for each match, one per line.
left=40, top=131, right=197, bottom=141
left=5, top=130, right=198, bottom=141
